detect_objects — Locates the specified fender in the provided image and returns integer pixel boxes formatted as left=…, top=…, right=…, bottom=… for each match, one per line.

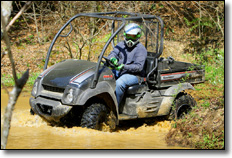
left=157, top=83, right=195, bottom=116
left=75, top=81, right=118, bottom=115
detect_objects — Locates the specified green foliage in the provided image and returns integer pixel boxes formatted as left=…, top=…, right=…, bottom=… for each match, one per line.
left=195, top=48, right=224, bottom=86
left=96, top=33, right=112, bottom=43
left=187, top=132, right=192, bottom=138
left=27, top=72, right=41, bottom=86
left=165, top=27, right=175, bottom=36
left=201, top=101, right=210, bottom=108
left=1, top=74, right=15, bottom=87
left=184, top=17, right=214, bottom=35
left=196, top=130, right=224, bottom=149
left=1, top=71, right=41, bottom=87
left=172, top=122, right=177, bottom=128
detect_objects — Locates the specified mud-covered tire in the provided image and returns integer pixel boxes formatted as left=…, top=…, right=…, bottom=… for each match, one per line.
left=168, top=93, right=196, bottom=120
left=81, top=103, right=108, bottom=130
left=30, top=108, right=35, bottom=115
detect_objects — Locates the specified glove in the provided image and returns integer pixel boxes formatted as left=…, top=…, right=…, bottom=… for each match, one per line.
left=110, top=57, right=118, bottom=66
left=115, top=64, right=124, bottom=71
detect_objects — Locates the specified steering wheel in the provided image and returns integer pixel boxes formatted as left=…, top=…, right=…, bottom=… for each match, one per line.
left=101, top=56, right=117, bottom=69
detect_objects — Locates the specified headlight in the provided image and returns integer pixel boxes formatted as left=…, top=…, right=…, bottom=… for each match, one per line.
left=32, top=81, right=38, bottom=96
left=65, top=89, right=74, bottom=103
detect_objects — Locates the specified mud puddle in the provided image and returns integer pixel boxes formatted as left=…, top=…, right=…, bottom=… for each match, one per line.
left=1, top=89, right=190, bottom=149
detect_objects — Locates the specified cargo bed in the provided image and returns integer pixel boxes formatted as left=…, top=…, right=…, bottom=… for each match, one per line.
left=156, top=58, right=205, bottom=88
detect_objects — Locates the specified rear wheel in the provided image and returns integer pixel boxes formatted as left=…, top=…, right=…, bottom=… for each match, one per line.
left=169, top=93, right=196, bottom=120
left=81, top=103, right=109, bottom=130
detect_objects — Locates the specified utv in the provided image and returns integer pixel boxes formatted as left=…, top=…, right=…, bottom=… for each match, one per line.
left=29, top=12, right=205, bottom=130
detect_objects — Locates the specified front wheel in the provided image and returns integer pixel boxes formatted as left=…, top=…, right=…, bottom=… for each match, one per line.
left=81, top=103, right=109, bottom=130
left=168, top=93, right=196, bottom=120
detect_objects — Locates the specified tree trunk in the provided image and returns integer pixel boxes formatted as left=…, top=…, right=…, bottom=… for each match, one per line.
left=1, top=6, right=29, bottom=149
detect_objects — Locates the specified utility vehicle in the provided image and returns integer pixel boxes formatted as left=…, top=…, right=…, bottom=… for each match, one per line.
left=29, top=12, right=205, bottom=130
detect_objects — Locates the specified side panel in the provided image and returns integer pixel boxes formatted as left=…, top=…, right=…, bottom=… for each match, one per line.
left=75, top=81, right=118, bottom=115
left=157, top=83, right=195, bottom=116
left=158, top=70, right=205, bottom=88
left=122, top=90, right=162, bottom=118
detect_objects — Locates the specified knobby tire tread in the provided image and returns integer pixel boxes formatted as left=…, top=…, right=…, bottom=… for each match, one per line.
left=81, top=103, right=107, bottom=130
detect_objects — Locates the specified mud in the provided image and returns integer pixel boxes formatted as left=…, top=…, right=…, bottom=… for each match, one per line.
left=1, top=89, right=190, bottom=149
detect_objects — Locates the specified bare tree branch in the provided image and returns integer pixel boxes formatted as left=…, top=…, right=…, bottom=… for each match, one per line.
left=64, top=40, right=74, bottom=58
left=33, top=2, right=41, bottom=44
left=6, top=1, right=32, bottom=32
left=1, top=15, right=17, bottom=86
left=193, top=1, right=224, bottom=37
left=164, top=1, right=186, bottom=27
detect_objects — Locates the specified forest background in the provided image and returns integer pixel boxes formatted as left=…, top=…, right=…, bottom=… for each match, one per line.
left=1, top=1, right=225, bottom=149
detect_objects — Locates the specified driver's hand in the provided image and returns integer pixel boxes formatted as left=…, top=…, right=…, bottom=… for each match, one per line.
left=110, top=57, right=118, bottom=66
left=115, top=64, right=124, bottom=71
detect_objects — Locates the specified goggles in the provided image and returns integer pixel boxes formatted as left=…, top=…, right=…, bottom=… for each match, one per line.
left=124, top=33, right=139, bottom=41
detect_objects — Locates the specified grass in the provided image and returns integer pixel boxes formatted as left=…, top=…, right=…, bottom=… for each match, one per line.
left=1, top=71, right=41, bottom=88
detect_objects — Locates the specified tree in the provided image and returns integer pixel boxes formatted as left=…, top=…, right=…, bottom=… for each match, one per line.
left=1, top=2, right=30, bottom=149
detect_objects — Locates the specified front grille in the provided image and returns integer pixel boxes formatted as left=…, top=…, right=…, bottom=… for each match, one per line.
left=42, top=84, right=65, bottom=93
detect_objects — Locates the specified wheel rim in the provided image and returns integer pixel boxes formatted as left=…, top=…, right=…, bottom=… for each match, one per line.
left=176, top=104, right=192, bottom=118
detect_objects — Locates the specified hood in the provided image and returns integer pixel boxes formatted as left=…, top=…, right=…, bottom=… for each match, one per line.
left=42, top=59, right=96, bottom=88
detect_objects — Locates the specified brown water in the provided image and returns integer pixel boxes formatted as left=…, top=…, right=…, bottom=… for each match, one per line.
left=1, top=89, right=189, bottom=149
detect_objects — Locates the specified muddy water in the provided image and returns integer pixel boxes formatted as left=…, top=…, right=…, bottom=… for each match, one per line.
left=1, top=89, right=189, bottom=149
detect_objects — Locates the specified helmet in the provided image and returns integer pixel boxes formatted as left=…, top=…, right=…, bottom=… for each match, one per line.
left=124, top=23, right=141, bottom=48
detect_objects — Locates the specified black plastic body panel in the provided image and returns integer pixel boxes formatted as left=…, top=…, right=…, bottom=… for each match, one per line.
left=42, top=59, right=96, bottom=89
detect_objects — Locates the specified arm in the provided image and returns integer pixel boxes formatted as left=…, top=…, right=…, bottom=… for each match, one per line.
left=107, top=45, right=121, bottom=60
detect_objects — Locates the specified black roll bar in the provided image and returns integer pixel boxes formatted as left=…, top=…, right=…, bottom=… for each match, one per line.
left=59, top=23, right=73, bottom=37
left=90, top=20, right=126, bottom=88
left=44, top=12, right=124, bottom=70
left=43, top=12, right=164, bottom=88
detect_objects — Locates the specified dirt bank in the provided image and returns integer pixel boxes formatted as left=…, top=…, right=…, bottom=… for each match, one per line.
left=165, top=87, right=224, bottom=149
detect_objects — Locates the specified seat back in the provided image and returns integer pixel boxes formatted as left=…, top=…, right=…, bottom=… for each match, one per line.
left=127, top=52, right=157, bottom=95
left=143, top=52, right=156, bottom=76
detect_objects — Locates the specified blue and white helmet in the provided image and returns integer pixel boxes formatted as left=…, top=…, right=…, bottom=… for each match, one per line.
left=124, top=23, right=141, bottom=47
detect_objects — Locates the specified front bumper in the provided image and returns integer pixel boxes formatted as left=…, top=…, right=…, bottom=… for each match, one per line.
left=29, top=97, right=72, bottom=123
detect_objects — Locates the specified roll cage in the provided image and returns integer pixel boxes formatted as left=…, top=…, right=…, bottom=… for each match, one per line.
left=43, top=12, right=164, bottom=89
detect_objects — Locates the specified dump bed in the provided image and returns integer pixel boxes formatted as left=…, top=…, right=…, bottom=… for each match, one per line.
left=156, top=58, right=205, bottom=88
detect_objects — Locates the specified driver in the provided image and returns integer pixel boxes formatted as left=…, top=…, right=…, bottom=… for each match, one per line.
left=107, top=23, right=147, bottom=110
